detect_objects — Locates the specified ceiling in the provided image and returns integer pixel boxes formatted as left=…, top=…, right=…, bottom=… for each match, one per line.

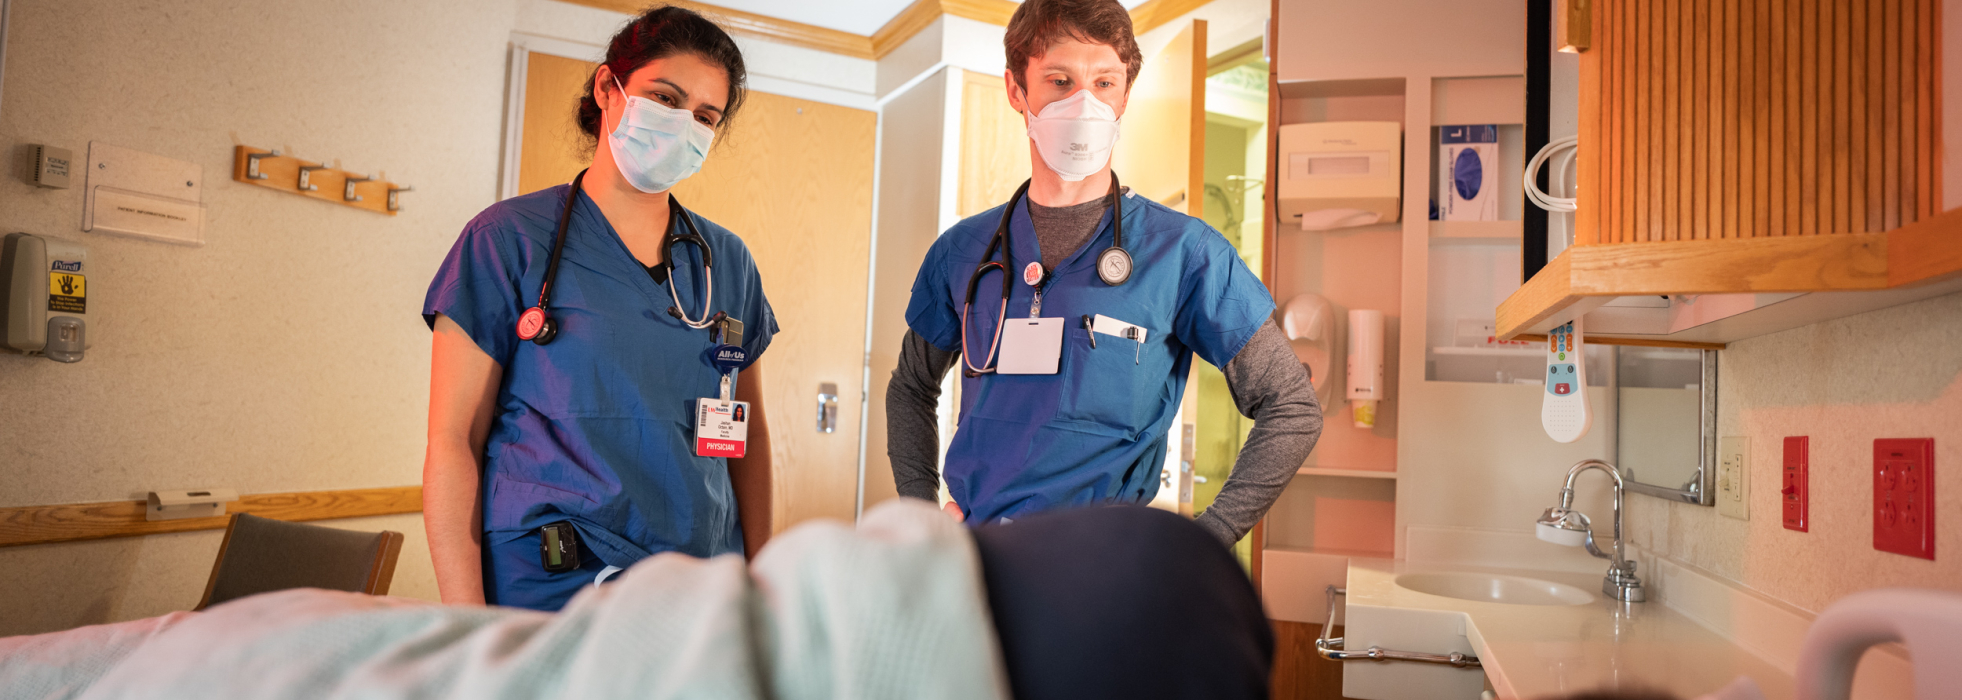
left=689, top=0, right=1153, bottom=37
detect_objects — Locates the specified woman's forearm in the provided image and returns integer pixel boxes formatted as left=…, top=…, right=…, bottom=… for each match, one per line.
left=731, top=362, right=772, bottom=559
left=426, top=314, right=502, bottom=605
left=423, top=442, right=487, bottom=605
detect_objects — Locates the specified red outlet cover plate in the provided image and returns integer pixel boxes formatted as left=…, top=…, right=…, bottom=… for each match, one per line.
left=1873, top=438, right=1935, bottom=560
left=1783, top=436, right=1808, bottom=531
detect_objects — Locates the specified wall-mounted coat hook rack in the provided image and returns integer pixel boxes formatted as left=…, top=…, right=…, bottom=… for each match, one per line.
left=245, top=149, right=282, bottom=180
left=296, top=162, right=331, bottom=192
left=342, top=175, right=371, bottom=202
left=231, top=146, right=406, bottom=216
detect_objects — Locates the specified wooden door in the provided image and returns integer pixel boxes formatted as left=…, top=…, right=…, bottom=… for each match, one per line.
left=1113, top=20, right=1207, bottom=216
left=514, top=51, right=877, bottom=533
left=958, top=70, right=1034, bottom=218
left=516, top=52, right=596, bottom=196
left=1109, top=22, right=1207, bottom=513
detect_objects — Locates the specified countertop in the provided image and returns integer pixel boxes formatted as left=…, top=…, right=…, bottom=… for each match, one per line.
left=1344, top=558, right=1795, bottom=699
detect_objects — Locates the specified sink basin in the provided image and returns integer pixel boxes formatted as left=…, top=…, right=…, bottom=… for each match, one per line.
left=1394, top=571, right=1595, bottom=606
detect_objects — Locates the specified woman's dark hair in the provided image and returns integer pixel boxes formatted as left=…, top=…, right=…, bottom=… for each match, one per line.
left=576, top=5, right=748, bottom=138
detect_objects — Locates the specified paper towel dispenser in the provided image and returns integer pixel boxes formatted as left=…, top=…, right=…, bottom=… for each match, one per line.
left=1277, top=122, right=1402, bottom=231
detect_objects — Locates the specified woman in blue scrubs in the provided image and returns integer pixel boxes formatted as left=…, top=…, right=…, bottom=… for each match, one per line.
left=421, top=6, right=776, bottom=611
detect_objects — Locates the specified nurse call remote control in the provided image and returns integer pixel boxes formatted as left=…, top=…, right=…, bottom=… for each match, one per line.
left=1540, top=320, right=1592, bottom=443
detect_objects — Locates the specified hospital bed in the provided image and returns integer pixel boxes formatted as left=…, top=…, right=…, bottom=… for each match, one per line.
left=0, top=500, right=1272, bottom=700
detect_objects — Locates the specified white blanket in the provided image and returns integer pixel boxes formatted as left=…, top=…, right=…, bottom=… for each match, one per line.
left=0, top=499, right=1009, bottom=700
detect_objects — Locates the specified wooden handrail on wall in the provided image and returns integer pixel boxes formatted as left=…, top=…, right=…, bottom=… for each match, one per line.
left=0, top=486, right=422, bottom=548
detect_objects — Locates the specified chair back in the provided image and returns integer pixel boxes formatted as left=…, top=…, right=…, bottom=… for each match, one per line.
left=1795, top=588, right=1962, bottom=700
left=197, top=513, right=404, bottom=610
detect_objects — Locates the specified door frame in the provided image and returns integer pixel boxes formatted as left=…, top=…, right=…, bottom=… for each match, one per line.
left=499, top=31, right=880, bottom=201
left=497, top=31, right=884, bottom=520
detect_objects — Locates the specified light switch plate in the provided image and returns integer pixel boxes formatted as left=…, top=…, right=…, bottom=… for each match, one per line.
left=1783, top=436, right=1809, bottom=531
left=1718, top=437, right=1750, bottom=520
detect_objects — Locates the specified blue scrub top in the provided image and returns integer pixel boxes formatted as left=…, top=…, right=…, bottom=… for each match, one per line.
left=423, top=184, right=777, bottom=570
left=905, top=190, right=1272, bottom=523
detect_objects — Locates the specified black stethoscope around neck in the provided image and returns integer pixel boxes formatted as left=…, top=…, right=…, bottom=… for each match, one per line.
left=515, top=169, right=718, bottom=345
left=961, top=173, right=1132, bottom=377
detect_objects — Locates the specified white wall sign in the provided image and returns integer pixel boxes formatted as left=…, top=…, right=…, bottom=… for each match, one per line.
left=82, top=141, right=206, bottom=246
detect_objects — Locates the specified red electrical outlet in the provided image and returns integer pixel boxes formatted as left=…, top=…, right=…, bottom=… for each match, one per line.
left=1783, top=437, right=1808, bottom=531
left=1873, top=438, right=1935, bottom=560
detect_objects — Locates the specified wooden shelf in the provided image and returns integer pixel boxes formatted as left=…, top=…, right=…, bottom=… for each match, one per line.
left=1263, top=544, right=1397, bottom=559
left=1429, top=220, right=1523, bottom=244
left=1497, top=208, right=1962, bottom=345
left=1296, top=467, right=1399, bottom=479
left=1431, top=345, right=1540, bottom=358
left=1276, top=77, right=1405, bottom=99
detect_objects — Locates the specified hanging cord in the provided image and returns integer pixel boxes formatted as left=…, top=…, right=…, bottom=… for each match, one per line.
left=1525, top=136, right=1580, bottom=213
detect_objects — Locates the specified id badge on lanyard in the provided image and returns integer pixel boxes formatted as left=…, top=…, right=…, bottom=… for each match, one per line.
left=696, top=319, right=750, bottom=458
left=695, top=394, right=749, bottom=458
left=995, top=262, right=1062, bottom=375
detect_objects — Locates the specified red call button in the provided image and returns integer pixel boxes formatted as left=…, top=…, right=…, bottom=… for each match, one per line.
left=1555, top=383, right=1572, bottom=395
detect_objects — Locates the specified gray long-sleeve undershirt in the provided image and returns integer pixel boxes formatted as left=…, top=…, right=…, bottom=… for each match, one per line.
left=886, top=320, right=1323, bottom=546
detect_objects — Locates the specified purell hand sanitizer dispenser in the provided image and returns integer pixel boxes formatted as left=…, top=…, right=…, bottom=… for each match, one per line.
left=2, top=233, right=92, bottom=363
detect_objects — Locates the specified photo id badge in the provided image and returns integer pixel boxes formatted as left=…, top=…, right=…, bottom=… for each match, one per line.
left=695, top=398, right=750, bottom=458
left=997, top=317, right=1063, bottom=375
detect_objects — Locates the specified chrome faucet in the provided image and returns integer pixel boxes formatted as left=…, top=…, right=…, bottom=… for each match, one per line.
left=1536, top=459, right=1645, bottom=603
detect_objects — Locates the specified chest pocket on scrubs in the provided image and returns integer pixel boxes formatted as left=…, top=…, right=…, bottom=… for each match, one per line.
left=1058, top=325, right=1163, bottom=433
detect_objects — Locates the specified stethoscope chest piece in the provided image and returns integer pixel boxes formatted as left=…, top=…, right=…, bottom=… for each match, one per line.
left=517, top=306, right=558, bottom=344
left=1097, top=246, right=1132, bottom=286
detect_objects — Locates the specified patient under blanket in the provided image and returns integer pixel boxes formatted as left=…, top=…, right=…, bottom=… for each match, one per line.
left=0, top=499, right=1009, bottom=700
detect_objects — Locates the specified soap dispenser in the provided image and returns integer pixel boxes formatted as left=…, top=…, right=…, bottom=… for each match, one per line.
left=1280, top=293, right=1333, bottom=399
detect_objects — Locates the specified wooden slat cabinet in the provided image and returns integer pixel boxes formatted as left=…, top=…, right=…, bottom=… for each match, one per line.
left=1496, top=0, right=1962, bottom=343
left=1578, top=0, right=1941, bottom=244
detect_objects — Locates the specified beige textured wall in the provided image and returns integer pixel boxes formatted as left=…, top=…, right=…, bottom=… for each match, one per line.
left=0, top=0, right=518, bottom=634
left=860, top=69, right=948, bottom=511
left=1626, top=291, right=1962, bottom=614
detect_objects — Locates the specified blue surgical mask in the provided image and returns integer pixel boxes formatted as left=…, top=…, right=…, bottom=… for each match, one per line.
left=607, top=77, right=715, bottom=193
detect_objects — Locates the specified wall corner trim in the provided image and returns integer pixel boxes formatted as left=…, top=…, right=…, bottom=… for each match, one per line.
left=557, top=0, right=1196, bottom=62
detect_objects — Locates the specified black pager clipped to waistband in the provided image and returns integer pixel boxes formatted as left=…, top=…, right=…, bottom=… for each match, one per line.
left=540, top=521, right=582, bottom=572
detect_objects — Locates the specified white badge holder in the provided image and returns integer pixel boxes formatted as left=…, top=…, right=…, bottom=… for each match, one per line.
left=996, top=317, right=1063, bottom=375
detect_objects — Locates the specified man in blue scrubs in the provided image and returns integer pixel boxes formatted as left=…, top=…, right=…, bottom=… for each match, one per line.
left=888, top=0, right=1323, bottom=545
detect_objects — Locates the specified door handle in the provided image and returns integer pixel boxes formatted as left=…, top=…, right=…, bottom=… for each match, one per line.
left=817, top=383, right=838, bottom=434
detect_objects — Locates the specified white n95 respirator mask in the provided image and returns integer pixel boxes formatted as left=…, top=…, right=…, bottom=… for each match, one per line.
left=1025, top=89, right=1121, bottom=182
left=608, top=77, right=715, bottom=193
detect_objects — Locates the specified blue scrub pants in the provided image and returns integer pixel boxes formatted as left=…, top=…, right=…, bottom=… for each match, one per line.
left=972, top=506, right=1273, bottom=700
left=482, top=528, right=612, bottom=612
